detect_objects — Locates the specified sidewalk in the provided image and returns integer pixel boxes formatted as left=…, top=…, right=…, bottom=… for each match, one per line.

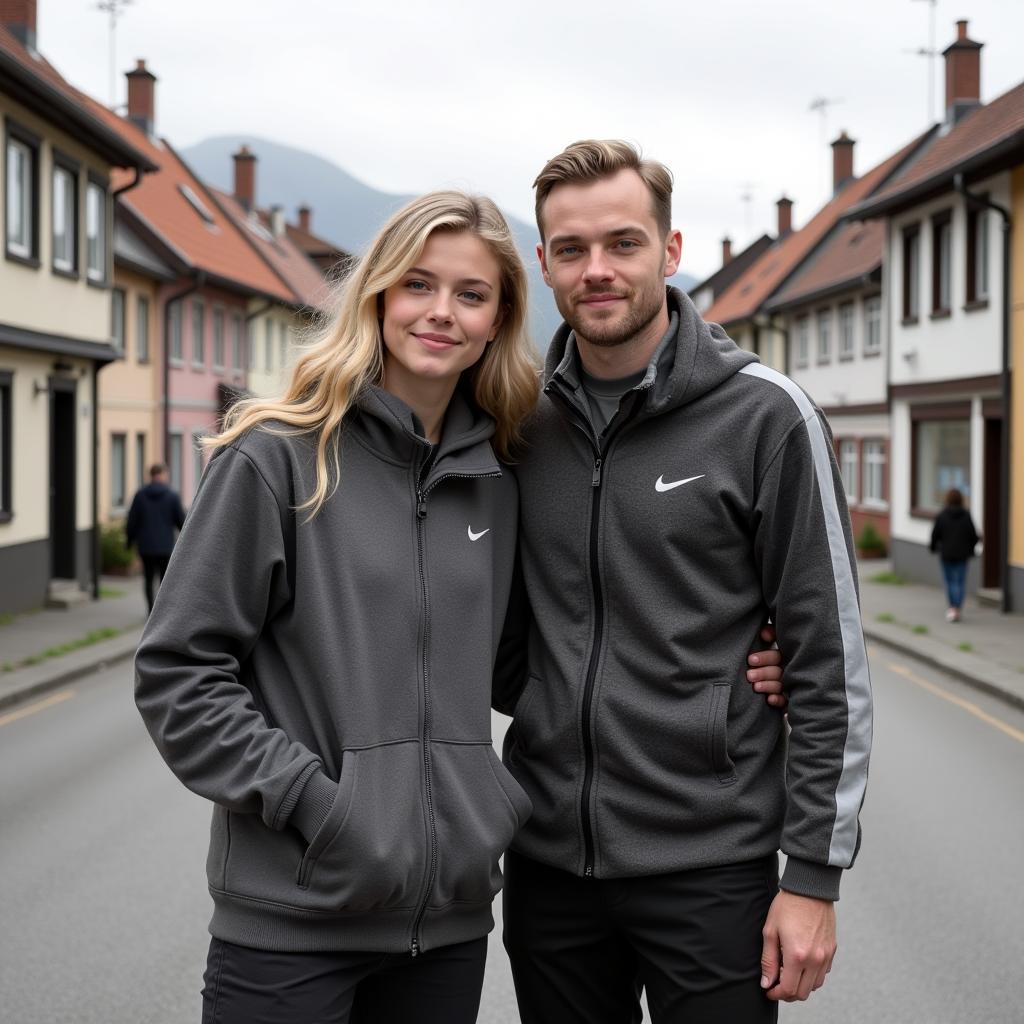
left=1, top=563, right=1022, bottom=713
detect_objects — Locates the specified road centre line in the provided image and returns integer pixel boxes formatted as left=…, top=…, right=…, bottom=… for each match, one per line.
left=887, top=661, right=1024, bottom=745
left=0, top=690, right=76, bottom=728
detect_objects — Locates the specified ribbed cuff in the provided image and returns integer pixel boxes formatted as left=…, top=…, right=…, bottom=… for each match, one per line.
left=289, top=769, right=337, bottom=844
left=779, top=857, right=842, bottom=901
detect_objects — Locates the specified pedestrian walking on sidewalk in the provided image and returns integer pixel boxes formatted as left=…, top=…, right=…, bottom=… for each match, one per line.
left=930, top=488, right=980, bottom=622
left=124, top=464, right=186, bottom=613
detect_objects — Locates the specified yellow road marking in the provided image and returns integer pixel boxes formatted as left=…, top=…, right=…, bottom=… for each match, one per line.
left=887, top=662, right=1024, bottom=744
left=0, top=689, right=76, bottom=727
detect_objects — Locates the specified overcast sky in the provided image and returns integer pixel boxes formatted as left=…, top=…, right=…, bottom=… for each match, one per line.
left=40, top=0, right=1024, bottom=279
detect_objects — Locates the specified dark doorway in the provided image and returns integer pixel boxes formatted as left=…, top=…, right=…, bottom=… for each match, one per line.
left=982, top=416, right=1003, bottom=589
left=49, top=379, right=77, bottom=580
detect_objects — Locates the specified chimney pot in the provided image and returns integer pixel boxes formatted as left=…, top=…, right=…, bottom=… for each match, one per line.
left=233, top=146, right=257, bottom=212
left=125, top=58, right=157, bottom=136
left=776, top=196, right=793, bottom=238
left=721, top=237, right=732, bottom=266
left=942, top=19, right=983, bottom=125
left=270, top=205, right=286, bottom=239
left=298, top=205, right=312, bottom=233
left=1, top=0, right=37, bottom=49
left=831, top=130, right=856, bottom=194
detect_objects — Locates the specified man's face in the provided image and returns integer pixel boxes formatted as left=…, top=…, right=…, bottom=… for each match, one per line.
left=537, top=169, right=681, bottom=349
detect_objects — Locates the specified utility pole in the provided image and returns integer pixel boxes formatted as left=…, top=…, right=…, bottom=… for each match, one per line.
left=95, top=0, right=134, bottom=107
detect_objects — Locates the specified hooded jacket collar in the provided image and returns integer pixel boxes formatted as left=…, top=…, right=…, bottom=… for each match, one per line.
left=354, top=384, right=501, bottom=487
left=544, top=287, right=758, bottom=422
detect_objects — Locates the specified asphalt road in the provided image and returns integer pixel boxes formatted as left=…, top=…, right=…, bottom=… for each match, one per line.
left=1, top=645, right=1021, bottom=1023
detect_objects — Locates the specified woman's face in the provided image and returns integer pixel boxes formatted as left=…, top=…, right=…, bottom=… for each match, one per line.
left=381, top=230, right=504, bottom=401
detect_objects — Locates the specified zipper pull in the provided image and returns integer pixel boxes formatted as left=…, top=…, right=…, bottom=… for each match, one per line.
left=410, top=937, right=420, bottom=957
left=584, top=864, right=594, bottom=878
left=416, top=493, right=427, bottom=519
left=591, top=458, right=603, bottom=488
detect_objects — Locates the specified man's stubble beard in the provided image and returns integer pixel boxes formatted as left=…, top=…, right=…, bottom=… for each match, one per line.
left=556, top=276, right=665, bottom=350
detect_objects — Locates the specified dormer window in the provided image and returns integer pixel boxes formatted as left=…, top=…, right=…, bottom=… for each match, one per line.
left=178, top=184, right=216, bottom=226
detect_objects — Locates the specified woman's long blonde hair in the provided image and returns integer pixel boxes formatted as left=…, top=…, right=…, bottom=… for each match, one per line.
left=208, top=191, right=540, bottom=517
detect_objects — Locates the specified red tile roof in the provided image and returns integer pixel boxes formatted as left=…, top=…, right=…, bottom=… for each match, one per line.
left=209, top=188, right=332, bottom=312
left=75, top=92, right=293, bottom=302
left=0, top=24, right=153, bottom=170
left=851, top=81, right=1024, bottom=219
left=704, top=131, right=932, bottom=328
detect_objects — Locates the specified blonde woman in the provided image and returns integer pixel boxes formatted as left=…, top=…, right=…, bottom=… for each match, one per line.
left=134, top=191, right=539, bottom=1023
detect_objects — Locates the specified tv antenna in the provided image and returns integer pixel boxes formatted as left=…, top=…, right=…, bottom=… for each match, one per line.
left=738, top=182, right=757, bottom=236
left=908, top=0, right=939, bottom=123
left=95, top=0, right=134, bottom=107
left=809, top=97, right=843, bottom=194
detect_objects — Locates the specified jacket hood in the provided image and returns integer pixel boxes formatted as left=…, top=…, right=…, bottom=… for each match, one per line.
left=354, top=384, right=500, bottom=483
left=544, top=287, right=757, bottom=419
left=143, top=482, right=170, bottom=500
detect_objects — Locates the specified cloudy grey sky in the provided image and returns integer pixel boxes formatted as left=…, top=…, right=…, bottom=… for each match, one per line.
left=41, top=0, right=1024, bottom=279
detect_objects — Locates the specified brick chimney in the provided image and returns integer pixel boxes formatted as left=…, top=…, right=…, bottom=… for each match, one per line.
left=721, top=237, right=732, bottom=266
left=233, top=146, right=256, bottom=212
left=126, top=60, right=156, bottom=136
left=776, top=196, right=793, bottom=238
left=943, top=20, right=982, bottom=125
left=298, top=205, right=312, bottom=233
left=1, top=0, right=37, bottom=49
left=831, top=130, right=855, bottom=193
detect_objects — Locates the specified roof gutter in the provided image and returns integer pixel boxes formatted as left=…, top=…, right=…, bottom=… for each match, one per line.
left=954, top=173, right=1013, bottom=613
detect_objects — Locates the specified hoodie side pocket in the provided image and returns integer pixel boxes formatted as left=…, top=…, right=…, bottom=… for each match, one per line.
left=296, top=752, right=357, bottom=889
left=706, top=682, right=737, bottom=785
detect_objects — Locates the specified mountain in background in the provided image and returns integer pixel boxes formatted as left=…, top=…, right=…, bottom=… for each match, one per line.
left=180, top=135, right=697, bottom=353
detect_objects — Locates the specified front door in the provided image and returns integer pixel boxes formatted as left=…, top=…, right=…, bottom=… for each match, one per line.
left=49, top=378, right=77, bottom=580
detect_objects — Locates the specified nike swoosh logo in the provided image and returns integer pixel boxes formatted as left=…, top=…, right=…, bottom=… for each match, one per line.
left=655, top=474, right=705, bottom=492
left=468, top=526, right=490, bottom=541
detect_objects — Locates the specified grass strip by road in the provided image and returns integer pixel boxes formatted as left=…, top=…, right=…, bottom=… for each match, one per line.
left=2, top=626, right=130, bottom=674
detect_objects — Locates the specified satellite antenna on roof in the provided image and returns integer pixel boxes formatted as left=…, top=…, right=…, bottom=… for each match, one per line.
left=95, top=0, right=134, bottom=107
left=907, top=0, right=939, bottom=123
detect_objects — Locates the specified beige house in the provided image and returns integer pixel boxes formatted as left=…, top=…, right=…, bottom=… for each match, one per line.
left=0, top=9, right=153, bottom=613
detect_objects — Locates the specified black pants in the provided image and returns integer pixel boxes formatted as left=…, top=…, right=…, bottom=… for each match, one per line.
left=201, top=936, right=487, bottom=1024
left=141, top=554, right=170, bottom=613
left=503, top=850, right=779, bottom=1024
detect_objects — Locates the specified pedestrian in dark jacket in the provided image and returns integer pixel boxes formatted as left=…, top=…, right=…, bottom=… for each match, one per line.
left=930, top=488, right=980, bottom=621
left=124, top=464, right=185, bottom=613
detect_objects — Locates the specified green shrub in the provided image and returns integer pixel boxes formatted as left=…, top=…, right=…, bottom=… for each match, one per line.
left=856, top=522, right=887, bottom=556
left=100, top=523, right=134, bottom=572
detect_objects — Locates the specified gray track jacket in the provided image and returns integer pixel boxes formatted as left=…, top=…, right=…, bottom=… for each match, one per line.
left=135, top=386, right=531, bottom=954
left=496, top=288, right=872, bottom=901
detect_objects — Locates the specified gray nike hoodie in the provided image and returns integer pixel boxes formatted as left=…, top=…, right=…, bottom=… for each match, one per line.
left=496, top=288, right=872, bottom=901
left=135, top=385, right=531, bottom=954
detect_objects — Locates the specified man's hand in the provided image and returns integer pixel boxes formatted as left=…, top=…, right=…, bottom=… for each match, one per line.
left=760, top=890, right=837, bottom=1002
left=747, top=625, right=787, bottom=709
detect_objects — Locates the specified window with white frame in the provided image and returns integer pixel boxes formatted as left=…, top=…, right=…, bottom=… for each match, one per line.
left=111, top=288, right=126, bottom=355
left=816, top=310, right=831, bottom=363
left=213, top=307, right=225, bottom=369
left=248, top=322, right=257, bottom=370
left=111, top=433, right=127, bottom=509
left=279, top=321, right=288, bottom=371
left=136, top=296, right=150, bottom=363
left=169, top=301, right=183, bottom=362
left=913, top=416, right=970, bottom=513
left=0, top=371, right=11, bottom=519
left=5, top=134, right=36, bottom=259
left=192, top=430, right=205, bottom=494
left=52, top=162, right=77, bottom=273
left=932, top=212, right=952, bottom=315
left=966, top=203, right=989, bottom=303
left=168, top=433, right=183, bottom=495
left=192, top=298, right=205, bottom=366
left=862, top=440, right=887, bottom=506
left=839, top=440, right=858, bottom=504
left=86, top=180, right=106, bottom=282
left=863, top=296, right=881, bottom=355
left=795, top=316, right=809, bottom=368
left=838, top=303, right=855, bottom=360
left=264, top=317, right=274, bottom=373
left=902, top=225, right=920, bottom=321
left=135, top=433, right=146, bottom=493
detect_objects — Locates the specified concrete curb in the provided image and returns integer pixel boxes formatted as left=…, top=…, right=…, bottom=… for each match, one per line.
left=863, top=623, right=1024, bottom=713
left=0, top=629, right=142, bottom=712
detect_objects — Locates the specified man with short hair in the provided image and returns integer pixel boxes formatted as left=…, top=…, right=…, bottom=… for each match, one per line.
left=125, top=464, right=186, bottom=613
left=496, top=140, right=872, bottom=1022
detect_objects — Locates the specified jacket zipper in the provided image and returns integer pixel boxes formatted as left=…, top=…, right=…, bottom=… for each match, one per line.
left=547, top=383, right=639, bottom=877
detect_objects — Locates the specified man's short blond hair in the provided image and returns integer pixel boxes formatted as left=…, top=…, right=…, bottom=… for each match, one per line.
left=533, top=139, right=674, bottom=240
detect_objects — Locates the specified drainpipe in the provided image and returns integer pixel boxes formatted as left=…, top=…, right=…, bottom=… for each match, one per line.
left=91, top=368, right=99, bottom=601
left=162, top=272, right=205, bottom=465
left=954, top=173, right=1012, bottom=612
